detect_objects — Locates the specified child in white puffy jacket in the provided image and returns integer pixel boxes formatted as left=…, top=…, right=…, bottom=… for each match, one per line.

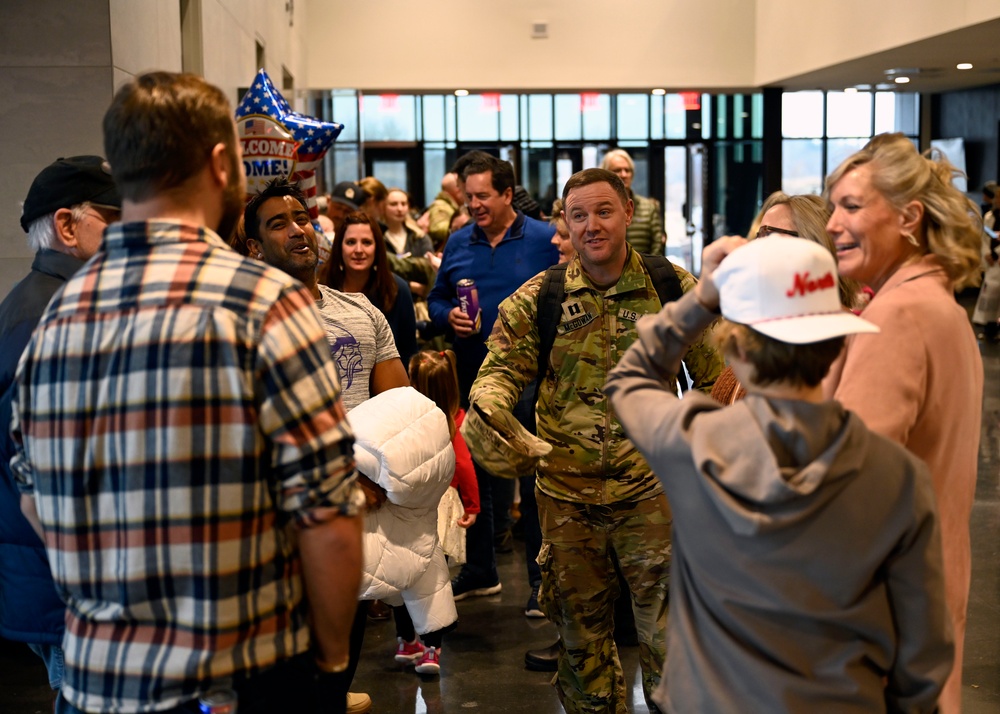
left=348, top=385, right=458, bottom=677
left=390, top=350, right=480, bottom=675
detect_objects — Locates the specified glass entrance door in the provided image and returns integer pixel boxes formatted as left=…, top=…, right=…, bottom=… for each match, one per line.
left=663, top=143, right=706, bottom=274
left=363, top=146, right=423, bottom=201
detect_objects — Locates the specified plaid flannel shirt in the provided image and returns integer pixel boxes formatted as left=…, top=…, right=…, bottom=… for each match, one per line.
left=11, top=221, right=359, bottom=713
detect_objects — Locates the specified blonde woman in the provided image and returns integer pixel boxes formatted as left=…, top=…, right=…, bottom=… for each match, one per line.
left=824, top=133, right=983, bottom=714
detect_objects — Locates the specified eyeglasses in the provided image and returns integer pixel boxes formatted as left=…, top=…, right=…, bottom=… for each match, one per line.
left=755, top=225, right=799, bottom=239
left=81, top=207, right=121, bottom=226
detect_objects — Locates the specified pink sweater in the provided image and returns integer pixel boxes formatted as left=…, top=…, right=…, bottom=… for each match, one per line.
left=825, top=255, right=982, bottom=713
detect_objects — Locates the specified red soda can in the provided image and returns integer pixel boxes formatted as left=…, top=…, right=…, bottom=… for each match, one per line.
left=456, top=279, right=482, bottom=334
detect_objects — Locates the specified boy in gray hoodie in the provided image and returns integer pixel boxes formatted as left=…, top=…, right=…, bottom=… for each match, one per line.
left=605, top=236, right=952, bottom=714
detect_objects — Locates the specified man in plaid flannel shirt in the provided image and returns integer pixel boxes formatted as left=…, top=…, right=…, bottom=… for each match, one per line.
left=10, top=72, right=363, bottom=714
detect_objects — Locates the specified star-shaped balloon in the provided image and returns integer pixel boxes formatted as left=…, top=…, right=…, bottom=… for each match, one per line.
left=235, top=68, right=343, bottom=201
left=235, top=68, right=343, bottom=264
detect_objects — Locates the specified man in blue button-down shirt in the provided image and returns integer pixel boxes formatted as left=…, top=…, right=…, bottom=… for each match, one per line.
left=428, top=154, right=558, bottom=604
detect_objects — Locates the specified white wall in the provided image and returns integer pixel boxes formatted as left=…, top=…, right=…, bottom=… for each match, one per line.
left=0, top=0, right=311, bottom=300
left=754, top=0, right=1000, bottom=85
left=109, top=0, right=182, bottom=89
left=305, top=0, right=757, bottom=91
left=107, top=0, right=311, bottom=114
left=306, top=0, right=1000, bottom=92
left=199, top=0, right=311, bottom=107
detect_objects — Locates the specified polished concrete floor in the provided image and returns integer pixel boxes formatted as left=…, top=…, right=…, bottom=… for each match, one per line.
left=1, top=317, right=998, bottom=713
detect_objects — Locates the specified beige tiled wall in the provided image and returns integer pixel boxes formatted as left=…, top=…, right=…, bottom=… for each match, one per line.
left=0, top=0, right=116, bottom=298
left=0, top=0, right=309, bottom=300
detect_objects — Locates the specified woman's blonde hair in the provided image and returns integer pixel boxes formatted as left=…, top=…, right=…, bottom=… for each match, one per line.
left=550, top=198, right=567, bottom=233
left=359, top=176, right=388, bottom=204
left=408, top=350, right=460, bottom=438
left=750, top=191, right=861, bottom=309
left=824, top=132, right=982, bottom=288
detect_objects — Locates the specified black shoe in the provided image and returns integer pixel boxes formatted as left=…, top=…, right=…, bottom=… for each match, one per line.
left=525, top=638, right=560, bottom=671
left=451, top=570, right=501, bottom=602
left=524, top=585, right=544, bottom=618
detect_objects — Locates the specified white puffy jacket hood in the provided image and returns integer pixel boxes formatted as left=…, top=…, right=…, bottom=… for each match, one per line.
left=348, top=387, right=456, bottom=633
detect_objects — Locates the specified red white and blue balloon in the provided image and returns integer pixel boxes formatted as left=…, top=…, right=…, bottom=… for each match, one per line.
left=235, top=68, right=342, bottom=261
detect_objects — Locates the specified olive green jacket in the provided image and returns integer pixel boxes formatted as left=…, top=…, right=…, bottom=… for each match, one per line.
left=626, top=191, right=665, bottom=256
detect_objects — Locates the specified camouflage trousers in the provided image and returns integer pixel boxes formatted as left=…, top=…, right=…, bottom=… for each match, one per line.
left=536, top=490, right=671, bottom=714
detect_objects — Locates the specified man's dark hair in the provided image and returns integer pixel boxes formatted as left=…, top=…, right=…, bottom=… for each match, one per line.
left=450, top=150, right=493, bottom=178
left=462, top=155, right=516, bottom=196
left=235, top=178, right=309, bottom=254
left=562, top=168, right=629, bottom=207
left=103, top=72, right=236, bottom=202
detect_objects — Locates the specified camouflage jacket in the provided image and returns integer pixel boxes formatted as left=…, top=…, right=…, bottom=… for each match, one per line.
left=470, top=247, right=724, bottom=504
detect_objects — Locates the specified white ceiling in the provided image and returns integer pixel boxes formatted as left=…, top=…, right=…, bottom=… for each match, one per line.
left=770, top=18, right=1000, bottom=93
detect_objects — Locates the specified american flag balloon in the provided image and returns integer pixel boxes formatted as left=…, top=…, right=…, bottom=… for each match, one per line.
left=235, top=68, right=343, bottom=219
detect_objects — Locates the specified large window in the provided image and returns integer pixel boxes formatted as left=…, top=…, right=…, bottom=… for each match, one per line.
left=360, top=94, right=417, bottom=142
left=781, top=90, right=919, bottom=196
left=315, top=90, right=905, bottom=267
left=319, top=90, right=757, bottom=211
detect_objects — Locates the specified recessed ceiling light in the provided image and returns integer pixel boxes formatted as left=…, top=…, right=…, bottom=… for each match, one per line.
left=844, top=87, right=858, bottom=93
left=894, top=76, right=910, bottom=84
left=957, top=62, right=973, bottom=70
left=454, top=89, right=469, bottom=97
left=651, top=88, right=666, bottom=96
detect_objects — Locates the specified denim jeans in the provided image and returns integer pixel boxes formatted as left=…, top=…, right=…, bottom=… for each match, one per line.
left=27, top=642, right=64, bottom=691
left=519, top=472, right=542, bottom=587
left=462, top=458, right=498, bottom=582
left=512, top=382, right=542, bottom=587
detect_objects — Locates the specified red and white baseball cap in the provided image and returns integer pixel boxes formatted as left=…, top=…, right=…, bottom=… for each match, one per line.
left=714, top=236, right=879, bottom=344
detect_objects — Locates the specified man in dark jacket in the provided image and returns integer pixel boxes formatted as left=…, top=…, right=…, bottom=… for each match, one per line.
left=0, top=155, right=121, bottom=700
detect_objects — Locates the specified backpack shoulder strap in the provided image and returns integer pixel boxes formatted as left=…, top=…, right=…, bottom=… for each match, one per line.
left=639, top=254, right=685, bottom=307
left=535, top=263, right=569, bottom=382
left=640, top=254, right=696, bottom=391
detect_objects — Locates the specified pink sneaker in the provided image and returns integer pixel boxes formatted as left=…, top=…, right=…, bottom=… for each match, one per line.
left=394, top=637, right=425, bottom=664
left=414, top=646, right=440, bottom=675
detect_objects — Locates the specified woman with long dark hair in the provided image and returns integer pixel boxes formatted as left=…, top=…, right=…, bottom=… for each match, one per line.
left=327, top=211, right=418, bottom=366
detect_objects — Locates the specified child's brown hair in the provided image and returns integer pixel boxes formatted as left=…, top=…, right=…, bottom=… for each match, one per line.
left=714, top=321, right=844, bottom=388
left=408, top=350, right=460, bottom=438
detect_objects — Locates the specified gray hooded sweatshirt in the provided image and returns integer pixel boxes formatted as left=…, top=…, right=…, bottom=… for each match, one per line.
left=605, top=290, right=952, bottom=714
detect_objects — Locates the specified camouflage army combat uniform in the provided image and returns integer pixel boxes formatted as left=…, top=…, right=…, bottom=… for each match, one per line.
left=470, top=246, right=723, bottom=713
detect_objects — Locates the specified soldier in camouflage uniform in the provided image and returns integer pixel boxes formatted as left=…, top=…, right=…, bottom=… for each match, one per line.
left=469, top=168, right=723, bottom=713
